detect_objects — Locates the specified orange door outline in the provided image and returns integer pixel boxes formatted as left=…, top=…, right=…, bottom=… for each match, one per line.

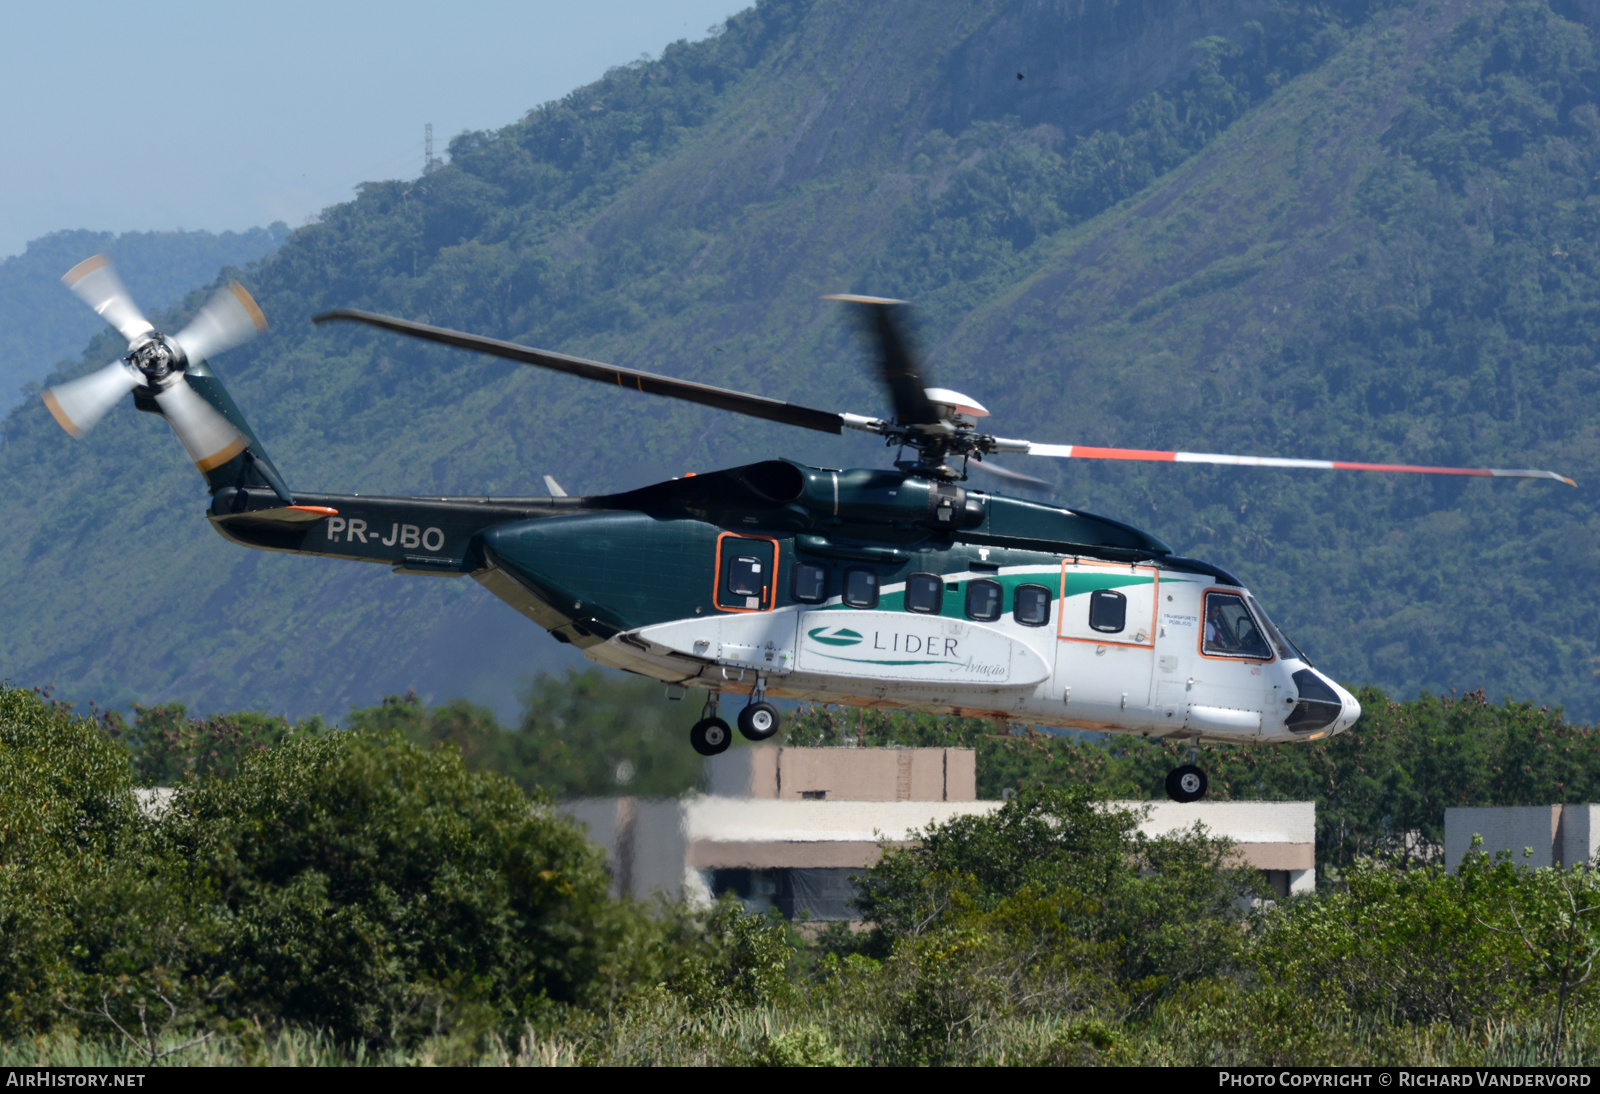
left=713, top=532, right=781, bottom=613
left=1057, top=559, right=1160, bottom=649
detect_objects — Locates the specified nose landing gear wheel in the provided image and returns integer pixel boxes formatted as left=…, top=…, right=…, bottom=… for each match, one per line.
left=737, top=701, right=780, bottom=741
left=690, top=717, right=733, bottom=756
left=1165, top=764, right=1208, bottom=803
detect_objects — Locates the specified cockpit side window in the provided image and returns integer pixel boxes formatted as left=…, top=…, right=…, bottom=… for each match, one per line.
left=1202, top=591, right=1273, bottom=660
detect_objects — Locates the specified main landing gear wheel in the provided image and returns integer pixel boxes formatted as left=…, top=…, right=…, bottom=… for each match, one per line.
left=690, top=717, right=733, bottom=756
left=738, top=701, right=780, bottom=741
left=1166, top=764, right=1208, bottom=803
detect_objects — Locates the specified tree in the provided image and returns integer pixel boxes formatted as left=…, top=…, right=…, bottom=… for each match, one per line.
left=345, top=671, right=706, bottom=800
left=105, top=701, right=327, bottom=784
left=165, top=728, right=628, bottom=1045
left=852, top=787, right=1259, bottom=992
left=1477, top=857, right=1600, bottom=1066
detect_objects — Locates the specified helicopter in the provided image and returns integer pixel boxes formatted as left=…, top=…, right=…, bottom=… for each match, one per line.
left=41, top=257, right=1576, bottom=802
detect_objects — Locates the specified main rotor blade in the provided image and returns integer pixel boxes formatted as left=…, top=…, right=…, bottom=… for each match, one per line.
left=155, top=377, right=247, bottom=471
left=312, top=309, right=846, bottom=435
left=1017, top=442, right=1576, bottom=486
left=41, top=360, right=142, bottom=438
left=62, top=255, right=154, bottom=346
left=825, top=295, right=941, bottom=427
left=173, top=280, right=268, bottom=364
left=968, top=459, right=1052, bottom=491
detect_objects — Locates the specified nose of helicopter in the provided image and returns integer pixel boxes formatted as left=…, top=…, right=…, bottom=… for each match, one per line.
left=1330, top=676, right=1361, bottom=735
left=1285, top=666, right=1361, bottom=739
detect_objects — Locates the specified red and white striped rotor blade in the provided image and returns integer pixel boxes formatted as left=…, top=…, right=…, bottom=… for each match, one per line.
left=1021, top=443, right=1576, bottom=486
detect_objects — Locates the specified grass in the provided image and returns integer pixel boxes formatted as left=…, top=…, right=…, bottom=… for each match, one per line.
left=8, top=1007, right=1599, bottom=1067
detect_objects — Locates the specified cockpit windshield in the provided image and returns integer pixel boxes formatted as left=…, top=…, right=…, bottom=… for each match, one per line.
left=1244, top=593, right=1311, bottom=665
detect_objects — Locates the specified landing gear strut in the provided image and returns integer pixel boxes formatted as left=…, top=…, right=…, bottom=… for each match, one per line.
left=690, top=692, right=732, bottom=757
left=737, top=676, right=780, bottom=741
left=1165, top=734, right=1208, bottom=803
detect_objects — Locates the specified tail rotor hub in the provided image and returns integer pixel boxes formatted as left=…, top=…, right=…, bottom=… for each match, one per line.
left=129, top=334, right=184, bottom=386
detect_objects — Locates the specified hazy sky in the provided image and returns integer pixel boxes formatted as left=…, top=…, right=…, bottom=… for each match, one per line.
left=0, top=1, right=748, bottom=257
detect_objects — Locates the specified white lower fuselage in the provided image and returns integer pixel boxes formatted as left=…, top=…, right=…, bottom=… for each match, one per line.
left=589, top=560, right=1360, bottom=744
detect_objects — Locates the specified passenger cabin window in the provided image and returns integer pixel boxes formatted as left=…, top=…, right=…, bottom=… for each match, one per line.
left=966, top=579, right=1002, bottom=622
left=905, top=573, right=943, bottom=614
left=793, top=562, right=827, bottom=604
left=1013, top=584, right=1051, bottom=627
left=727, top=556, right=764, bottom=597
left=1202, top=591, right=1273, bottom=660
left=1088, top=589, right=1126, bottom=633
left=843, top=568, right=879, bottom=609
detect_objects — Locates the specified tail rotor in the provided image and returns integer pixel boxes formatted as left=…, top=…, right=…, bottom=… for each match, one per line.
left=43, top=255, right=269, bottom=478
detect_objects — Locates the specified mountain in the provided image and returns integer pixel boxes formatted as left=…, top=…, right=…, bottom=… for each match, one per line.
left=0, top=226, right=289, bottom=412
left=5, top=0, right=1600, bottom=723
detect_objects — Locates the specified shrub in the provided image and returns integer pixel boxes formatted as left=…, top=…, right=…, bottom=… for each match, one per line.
left=0, top=685, right=204, bottom=1049
left=164, top=729, right=625, bottom=1045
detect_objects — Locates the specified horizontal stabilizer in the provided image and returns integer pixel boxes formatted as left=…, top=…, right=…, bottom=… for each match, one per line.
left=213, top=504, right=338, bottom=525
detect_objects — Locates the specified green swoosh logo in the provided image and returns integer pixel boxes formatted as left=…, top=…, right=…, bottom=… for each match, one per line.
left=807, top=626, right=863, bottom=647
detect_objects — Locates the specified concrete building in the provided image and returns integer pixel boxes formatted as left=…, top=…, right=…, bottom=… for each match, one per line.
left=562, top=746, right=1318, bottom=917
left=1445, top=804, right=1600, bottom=871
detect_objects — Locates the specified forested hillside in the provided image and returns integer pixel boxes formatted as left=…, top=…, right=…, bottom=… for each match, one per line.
left=0, top=226, right=287, bottom=412
left=5, top=0, right=1600, bottom=721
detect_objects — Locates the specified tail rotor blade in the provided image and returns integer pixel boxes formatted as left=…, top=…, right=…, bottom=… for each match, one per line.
left=61, top=255, right=153, bottom=346
left=172, top=280, right=268, bottom=365
left=154, top=378, right=247, bottom=471
left=41, top=360, right=142, bottom=438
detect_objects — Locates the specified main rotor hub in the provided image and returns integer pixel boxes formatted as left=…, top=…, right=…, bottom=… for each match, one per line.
left=922, top=387, right=989, bottom=424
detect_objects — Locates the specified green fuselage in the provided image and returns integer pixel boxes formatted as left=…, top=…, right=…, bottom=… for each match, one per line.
left=209, top=457, right=1189, bottom=645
